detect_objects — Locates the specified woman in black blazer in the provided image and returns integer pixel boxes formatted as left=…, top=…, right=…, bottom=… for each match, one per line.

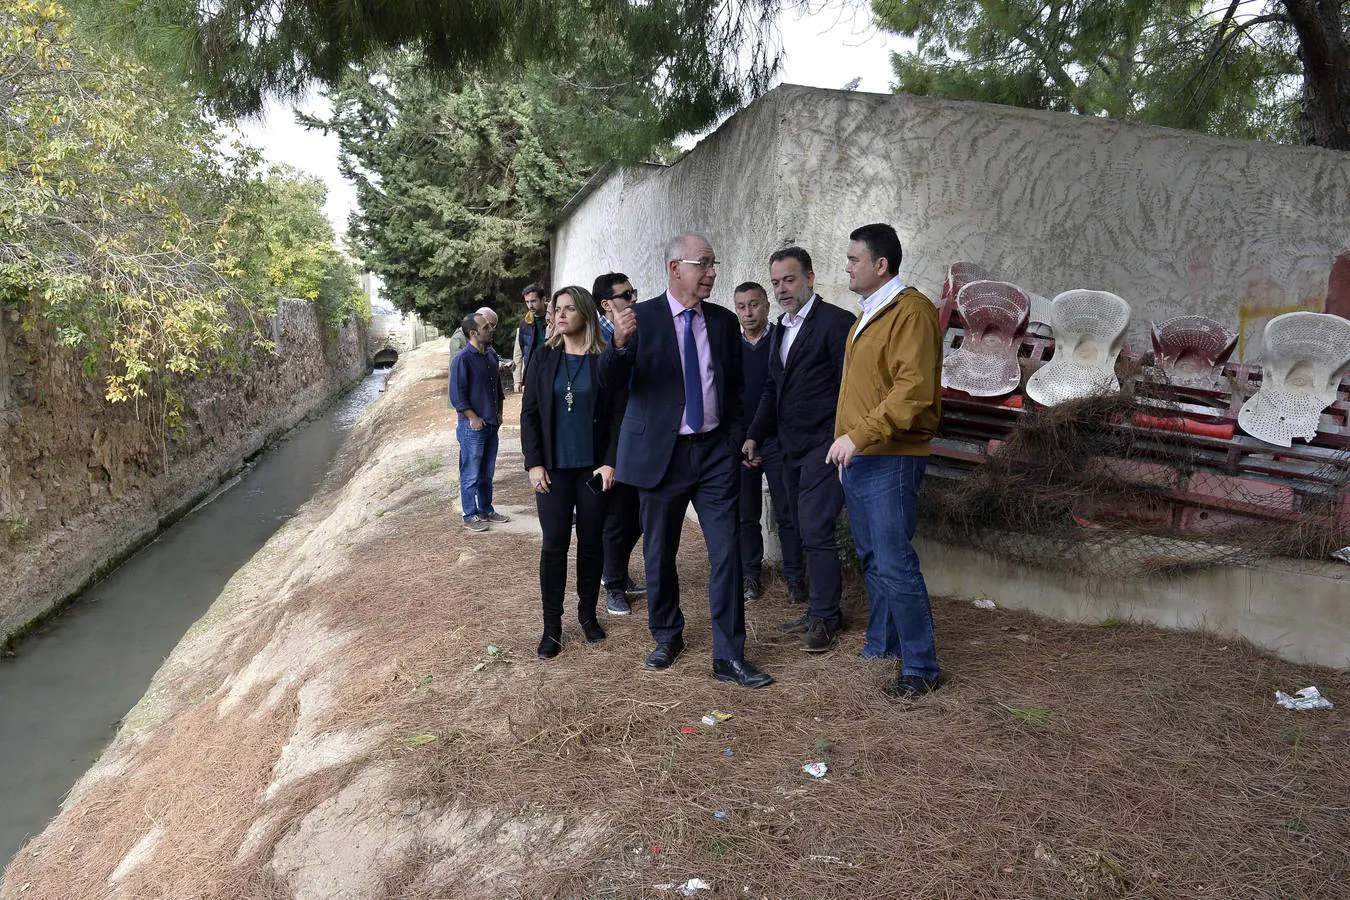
left=520, top=286, right=625, bottom=658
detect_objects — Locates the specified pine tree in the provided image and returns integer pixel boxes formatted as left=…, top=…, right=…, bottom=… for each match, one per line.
left=873, top=0, right=1346, bottom=149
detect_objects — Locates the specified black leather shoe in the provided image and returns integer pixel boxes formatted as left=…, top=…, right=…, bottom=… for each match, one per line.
left=580, top=618, right=606, bottom=643
left=625, top=577, right=647, bottom=595
left=742, top=577, right=762, bottom=602
left=777, top=613, right=809, bottom=634
left=884, top=673, right=941, bottom=699
left=800, top=618, right=838, bottom=653
left=644, top=637, right=684, bottom=670
left=712, top=658, right=773, bottom=688
left=785, top=581, right=807, bottom=606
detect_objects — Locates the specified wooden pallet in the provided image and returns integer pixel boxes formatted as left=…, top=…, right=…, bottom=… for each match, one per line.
left=935, top=297, right=1350, bottom=530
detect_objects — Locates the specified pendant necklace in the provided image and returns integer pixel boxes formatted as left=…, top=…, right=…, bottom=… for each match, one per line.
left=563, top=353, right=585, bottom=413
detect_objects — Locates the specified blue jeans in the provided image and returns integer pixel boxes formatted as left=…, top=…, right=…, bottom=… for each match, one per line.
left=841, top=455, right=939, bottom=679
left=456, top=419, right=499, bottom=521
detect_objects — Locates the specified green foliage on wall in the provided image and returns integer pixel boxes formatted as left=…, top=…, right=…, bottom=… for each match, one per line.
left=1, top=0, right=364, bottom=457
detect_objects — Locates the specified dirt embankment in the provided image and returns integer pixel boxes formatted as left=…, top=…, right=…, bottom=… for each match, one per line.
left=0, top=300, right=366, bottom=645
left=3, top=338, right=1348, bottom=899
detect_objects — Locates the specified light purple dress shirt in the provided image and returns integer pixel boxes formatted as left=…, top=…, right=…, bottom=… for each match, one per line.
left=667, top=291, right=720, bottom=434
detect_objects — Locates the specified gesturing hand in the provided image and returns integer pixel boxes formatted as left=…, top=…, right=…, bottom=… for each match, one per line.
left=612, top=307, right=637, bottom=348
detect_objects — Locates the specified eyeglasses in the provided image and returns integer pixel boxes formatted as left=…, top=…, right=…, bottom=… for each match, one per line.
left=678, top=258, right=720, bottom=270
left=610, top=289, right=637, bottom=302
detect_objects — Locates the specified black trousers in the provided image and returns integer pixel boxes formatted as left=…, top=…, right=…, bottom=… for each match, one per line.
left=640, top=431, right=744, bottom=660
left=738, top=437, right=805, bottom=584
left=782, top=440, right=846, bottom=626
left=536, top=467, right=606, bottom=624
left=602, top=482, right=642, bottom=587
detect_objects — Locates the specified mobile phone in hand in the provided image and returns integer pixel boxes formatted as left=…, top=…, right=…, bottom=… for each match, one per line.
left=585, top=471, right=605, bottom=495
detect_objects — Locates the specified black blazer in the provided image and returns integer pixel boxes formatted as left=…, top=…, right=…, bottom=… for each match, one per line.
left=748, top=295, right=856, bottom=461
left=601, top=294, right=744, bottom=489
left=520, top=343, right=625, bottom=471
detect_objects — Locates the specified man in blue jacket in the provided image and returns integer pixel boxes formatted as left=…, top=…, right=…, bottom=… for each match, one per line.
left=450, top=310, right=509, bottom=532
left=603, top=232, right=772, bottom=688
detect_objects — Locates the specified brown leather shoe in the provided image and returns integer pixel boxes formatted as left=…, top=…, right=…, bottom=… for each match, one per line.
left=800, top=618, right=838, bottom=653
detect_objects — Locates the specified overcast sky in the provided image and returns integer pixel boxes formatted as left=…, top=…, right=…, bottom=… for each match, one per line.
left=234, top=4, right=902, bottom=237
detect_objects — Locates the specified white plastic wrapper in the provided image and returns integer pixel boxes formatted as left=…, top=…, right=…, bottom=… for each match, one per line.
left=1275, top=686, right=1334, bottom=710
left=973, top=598, right=997, bottom=610
left=802, top=761, right=828, bottom=778
left=656, top=879, right=712, bottom=895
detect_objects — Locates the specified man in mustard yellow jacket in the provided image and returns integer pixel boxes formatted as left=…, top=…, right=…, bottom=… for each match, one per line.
left=826, top=223, right=943, bottom=699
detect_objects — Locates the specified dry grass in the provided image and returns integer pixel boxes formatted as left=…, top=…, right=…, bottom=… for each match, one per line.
left=5, top=345, right=1349, bottom=900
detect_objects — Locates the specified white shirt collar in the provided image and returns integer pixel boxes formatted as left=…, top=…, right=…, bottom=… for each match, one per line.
left=859, top=276, right=905, bottom=315
left=782, top=295, right=817, bottom=328
left=852, top=276, right=907, bottom=343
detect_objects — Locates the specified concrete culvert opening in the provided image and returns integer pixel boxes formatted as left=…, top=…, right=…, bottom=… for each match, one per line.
left=371, top=349, right=398, bottom=369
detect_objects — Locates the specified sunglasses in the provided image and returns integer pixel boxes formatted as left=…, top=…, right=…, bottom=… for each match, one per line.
left=609, top=289, right=637, bottom=302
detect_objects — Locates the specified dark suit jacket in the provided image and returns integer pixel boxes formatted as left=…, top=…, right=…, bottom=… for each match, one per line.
left=520, top=343, right=625, bottom=472
left=601, top=294, right=744, bottom=489
left=748, top=295, right=856, bottom=460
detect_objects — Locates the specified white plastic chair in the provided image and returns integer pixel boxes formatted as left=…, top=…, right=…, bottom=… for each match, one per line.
left=1237, top=311, right=1350, bottom=447
left=1026, top=290, right=1131, bottom=406
left=941, top=280, right=1030, bottom=396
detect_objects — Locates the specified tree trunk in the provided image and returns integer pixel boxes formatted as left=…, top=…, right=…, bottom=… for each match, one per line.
left=1283, top=0, right=1350, bottom=149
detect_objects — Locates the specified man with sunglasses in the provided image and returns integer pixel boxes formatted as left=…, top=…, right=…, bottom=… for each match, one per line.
left=592, top=272, right=645, bottom=614
left=603, top=234, right=772, bottom=688
left=594, top=273, right=638, bottom=347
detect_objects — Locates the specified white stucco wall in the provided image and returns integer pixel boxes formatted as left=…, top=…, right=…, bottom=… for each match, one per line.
left=552, top=85, right=1350, bottom=358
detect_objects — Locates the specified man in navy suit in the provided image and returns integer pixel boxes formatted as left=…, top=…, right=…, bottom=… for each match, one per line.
left=743, top=247, right=855, bottom=653
left=603, top=232, right=773, bottom=688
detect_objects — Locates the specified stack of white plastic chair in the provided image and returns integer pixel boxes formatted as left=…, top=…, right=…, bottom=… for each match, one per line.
left=941, top=280, right=1030, bottom=396
left=1026, top=290, right=1132, bottom=406
left=1237, top=311, right=1350, bottom=447
left=941, top=262, right=992, bottom=307
left=1150, top=315, right=1237, bottom=386
left=1026, top=291, right=1054, bottom=339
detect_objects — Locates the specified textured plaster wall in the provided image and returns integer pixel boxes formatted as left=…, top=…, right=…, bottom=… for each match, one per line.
left=552, top=85, right=1350, bottom=355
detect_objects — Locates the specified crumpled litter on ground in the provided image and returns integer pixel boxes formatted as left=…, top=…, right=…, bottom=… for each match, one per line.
left=1275, top=686, right=1334, bottom=710
left=973, top=598, right=997, bottom=610
left=802, top=761, right=828, bottom=778
left=1331, top=547, right=1350, bottom=564
left=656, top=878, right=712, bottom=895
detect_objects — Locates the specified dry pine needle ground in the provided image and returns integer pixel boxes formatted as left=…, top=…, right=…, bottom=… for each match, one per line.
left=5, top=346, right=1348, bottom=900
